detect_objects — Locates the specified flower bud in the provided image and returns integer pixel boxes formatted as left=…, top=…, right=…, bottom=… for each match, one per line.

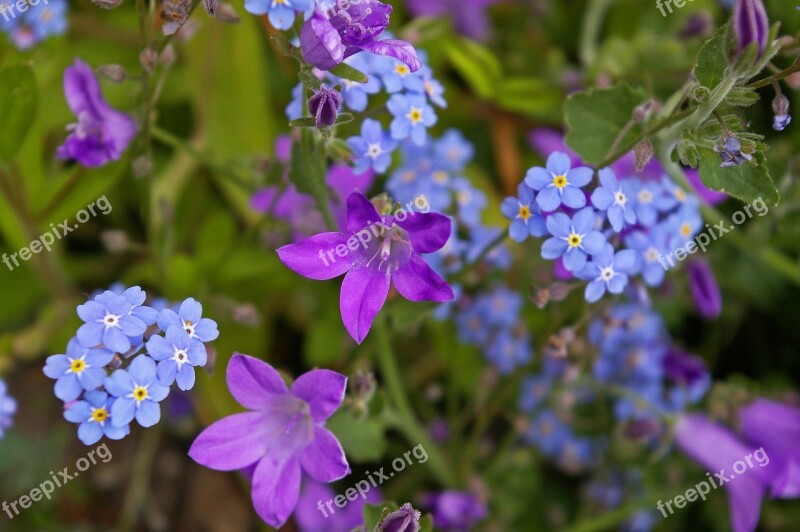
left=733, top=0, right=769, bottom=57
left=91, top=0, right=123, bottom=8
left=772, top=94, right=791, bottom=131
left=687, top=259, right=722, bottom=319
left=308, top=86, right=343, bottom=128
left=97, top=64, right=127, bottom=83
left=378, top=503, right=422, bottom=532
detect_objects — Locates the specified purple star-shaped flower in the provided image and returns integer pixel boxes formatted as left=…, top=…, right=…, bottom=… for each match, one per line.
left=189, top=354, right=350, bottom=528
left=277, top=191, right=454, bottom=343
left=56, top=59, right=138, bottom=168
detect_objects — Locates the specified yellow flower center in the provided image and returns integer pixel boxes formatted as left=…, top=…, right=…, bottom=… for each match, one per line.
left=675, top=189, right=687, bottom=202
left=133, top=386, right=148, bottom=401
left=395, top=64, right=410, bottom=76
left=680, top=223, right=692, bottom=238
left=408, top=108, right=423, bottom=124
left=518, top=206, right=532, bottom=220
left=70, top=359, right=86, bottom=374
left=553, top=175, right=568, bottom=189
left=92, top=408, right=109, bottom=423
left=568, top=233, right=582, bottom=248
left=433, top=171, right=448, bottom=184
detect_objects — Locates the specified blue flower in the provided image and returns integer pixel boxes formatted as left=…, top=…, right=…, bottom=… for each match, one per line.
left=419, top=65, right=447, bottom=108
left=590, top=168, right=637, bottom=232
left=328, top=55, right=382, bottom=111
left=576, top=244, right=637, bottom=302
left=519, top=374, right=552, bottom=413
left=482, top=287, right=523, bottom=328
left=465, top=225, right=512, bottom=269
left=541, top=207, right=606, bottom=272
left=157, top=297, right=219, bottom=343
left=43, top=338, right=115, bottom=402
left=625, top=229, right=669, bottom=287
left=0, top=379, right=16, bottom=439
left=486, top=329, right=532, bottom=375
left=628, top=179, right=663, bottom=227
left=76, top=293, right=150, bottom=354
left=524, top=409, right=571, bottom=456
left=452, top=178, right=486, bottom=228
left=286, top=83, right=304, bottom=121
left=664, top=204, right=703, bottom=250
left=347, top=118, right=398, bottom=174
left=525, top=152, right=593, bottom=211
left=244, top=0, right=313, bottom=30
left=146, top=326, right=207, bottom=391
left=378, top=57, right=425, bottom=93
left=501, top=183, right=547, bottom=242
left=64, top=390, right=130, bottom=445
left=433, top=129, right=473, bottom=172
left=387, top=93, right=437, bottom=145
left=456, top=302, right=493, bottom=345
left=104, top=355, right=170, bottom=428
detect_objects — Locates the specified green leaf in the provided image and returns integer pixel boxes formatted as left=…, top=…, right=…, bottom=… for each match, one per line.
left=698, top=149, right=779, bottom=206
left=443, top=37, right=502, bottom=99
left=494, top=77, right=563, bottom=121
left=694, top=25, right=728, bottom=89
left=269, top=34, right=296, bottom=57
left=328, top=62, right=368, bottom=83
left=326, top=410, right=387, bottom=462
left=288, top=117, right=318, bottom=128
left=0, top=64, right=38, bottom=162
left=564, top=82, right=647, bottom=165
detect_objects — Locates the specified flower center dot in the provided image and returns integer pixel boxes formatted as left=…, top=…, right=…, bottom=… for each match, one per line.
left=91, top=408, right=108, bottom=423
left=568, top=233, right=582, bottom=248
left=408, top=108, right=423, bottom=124
left=553, top=175, right=568, bottom=189
left=133, top=386, right=148, bottom=401
left=395, top=64, right=410, bottom=76
left=518, top=205, right=531, bottom=220
left=70, top=359, right=86, bottom=374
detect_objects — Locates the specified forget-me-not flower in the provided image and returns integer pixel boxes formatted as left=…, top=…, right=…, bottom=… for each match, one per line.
left=525, top=152, right=593, bottom=211
left=541, top=207, right=606, bottom=272
left=44, top=338, right=115, bottom=402
left=105, top=355, right=170, bottom=428
left=501, top=183, right=547, bottom=242
left=64, top=390, right=130, bottom=445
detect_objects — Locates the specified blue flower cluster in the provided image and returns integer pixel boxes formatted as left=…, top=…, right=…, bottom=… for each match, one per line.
left=518, top=359, right=601, bottom=473
left=504, top=152, right=704, bottom=302
left=455, top=287, right=532, bottom=375
left=43, top=286, right=219, bottom=445
left=588, top=304, right=710, bottom=420
left=0, top=378, right=16, bottom=439
left=0, top=0, right=67, bottom=50
left=244, top=0, right=314, bottom=30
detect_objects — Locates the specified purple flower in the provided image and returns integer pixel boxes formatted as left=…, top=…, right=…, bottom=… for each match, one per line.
left=44, top=338, right=115, bottom=402
left=295, top=477, right=382, bottom=531
left=590, top=168, right=637, bottom=232
left=0, top=379, right=16, bottom=439
left=688, top=259, right=722, bottom=319
left=662, top=347, right=710, bottom=407
left=188, top=354, right=350, bottom=528
left=104, top=355, right=170, bottom=428
left=674, top=413, right=771, bottom=532
left=733, top=0, right=769, bottom=56
left=525, top=152, right=593, bottom=211
left=277, top=192, right=454, bottom=343
left=541, top=207, right=606, bottom=272
left=300, top=1, right=421, bottom=72
left=740, top=398, right=800, bottom=498
left=378, top=502, right=422, bottom=532
left=56, top=59, right=138, bottom=168
left=64, top=390, right=130, bottom=445
left=406, top=0, right=499, bottom=41
left=424, top=491, right=487, bottom=531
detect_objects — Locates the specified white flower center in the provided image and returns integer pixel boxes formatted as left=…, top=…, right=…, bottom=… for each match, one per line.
left=367, top=143, right=382, bottom=159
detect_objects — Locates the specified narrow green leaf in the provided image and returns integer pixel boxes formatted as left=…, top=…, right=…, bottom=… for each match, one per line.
left=328, top=62, right=368, bottom=83
left=0, top=64, right=38, bottom=163
left=443, top=37, right=502, bottom=99
left=288, top=117, right=318, bottom=128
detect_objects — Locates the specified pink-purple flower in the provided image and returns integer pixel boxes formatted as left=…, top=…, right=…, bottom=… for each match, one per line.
left=189, top=354, right=350, bottom=528
left=56, top=58, right=138, bottom=168
left=277, top=191, right=454, bottom=343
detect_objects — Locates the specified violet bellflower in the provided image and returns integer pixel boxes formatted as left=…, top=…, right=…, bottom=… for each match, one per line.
left=277, top=191, right=454, bottom=343
left=673, top=413, right=772, bottom=532
left=189, top=354, right=350, bottom=528
left=300, top=0, right=421, bottom=73
left=56, top=59, right=138, bottom=168
left=740, top=398, right=800, bottom=498
left=687, top=258, right=722, bottom=319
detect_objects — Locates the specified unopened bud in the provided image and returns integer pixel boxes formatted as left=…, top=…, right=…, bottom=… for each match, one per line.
left=772, top=94, right=791, bottom=131
left=378, top=503, right=421, bottom=532
left=91, top=0, right=123, bottom=8
left=307, top=86, right=342, bottom=128
left=139, top=48, right=158, bottom=74
left=214, top=2, right=240, bottom=23
left=97, top=64, right=127, bottom=83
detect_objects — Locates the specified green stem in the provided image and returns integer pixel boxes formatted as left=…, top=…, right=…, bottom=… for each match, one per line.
left=597, top=109, right=693, bottom=169
left=374, top=314, right=458, bottom=487
left=579, top=0, right=614, bottom=68
left=748, top=55, right=800, bottom=89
